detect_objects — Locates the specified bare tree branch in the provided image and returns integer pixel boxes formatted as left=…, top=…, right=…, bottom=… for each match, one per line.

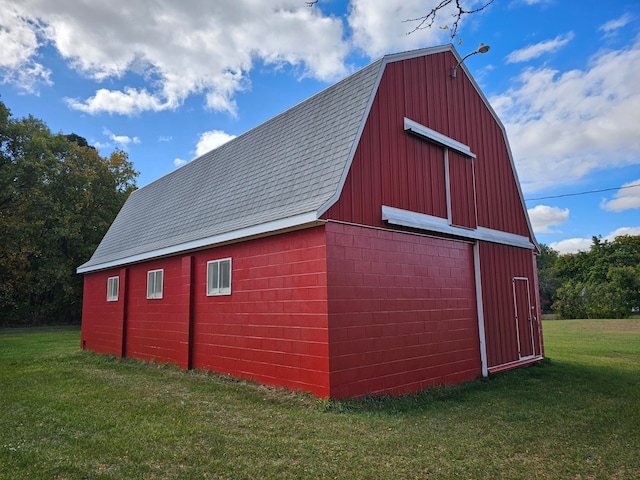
left=305, top=0, right=495, bottom=39
left=404, top=0, right=495, bottom=38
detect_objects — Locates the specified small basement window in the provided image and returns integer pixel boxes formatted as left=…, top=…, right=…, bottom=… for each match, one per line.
left=147, top=269, right=164, bottom=299
left=107, top=276, right=119, bottom=302
left=207, top=258, right=231, bottom=296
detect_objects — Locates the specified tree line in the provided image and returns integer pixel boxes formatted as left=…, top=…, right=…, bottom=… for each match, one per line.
left=538, top=236, right=640, bottom=319
left=0, top=99, right=138, bottom=326
left=1, top=98, right=638, bottom=325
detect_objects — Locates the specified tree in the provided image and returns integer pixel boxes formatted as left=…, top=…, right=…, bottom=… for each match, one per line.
left=0, top=100, right=138, bottom=325
left=552, top=236, right=640, bottom=319
left=536, top=244, right=561, bottom=314
left=306, top=0, right=496, bottom=39
left=405, top=0, right=496, bottom=38
left=65, top=133, right=96, bottom=150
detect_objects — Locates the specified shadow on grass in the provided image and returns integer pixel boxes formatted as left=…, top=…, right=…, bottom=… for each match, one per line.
left=320, top=357, right=638, bottom=417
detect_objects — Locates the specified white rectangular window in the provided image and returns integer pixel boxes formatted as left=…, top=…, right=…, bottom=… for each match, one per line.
left=147, top=269, right=164, bottom=299
left=207, top=258, right=231, bottom=296
left=107, top=276, right=119, bottom=302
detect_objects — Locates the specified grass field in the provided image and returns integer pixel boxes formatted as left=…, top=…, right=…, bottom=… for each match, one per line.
left=1, top=319, right=639, bottom=479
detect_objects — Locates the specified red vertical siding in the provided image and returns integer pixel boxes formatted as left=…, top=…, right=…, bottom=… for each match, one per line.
left=191, top=227, right=330, bottom=398
left=448, top=152, right=477, bottom=229
left=478, top=242, right=542, bottom=369
left=513, top=278, right=535, bottom=358
left=323, top=51, right=532, bottom=241
left=326, top=222, right=481, bottom=399
left=532, top=254, right=545, bottom=357
left=81, top=268, right=126, bottom=356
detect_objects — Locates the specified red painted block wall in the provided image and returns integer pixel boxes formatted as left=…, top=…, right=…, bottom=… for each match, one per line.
left=325, top=222, right=481, bottom=399
left=81, top=268, right=126, bottom=356
left=190, top=226, right=331, bottom=398
left=80, top=226, right=331, bottom=397
left=124, top=256, right=190, bottom=367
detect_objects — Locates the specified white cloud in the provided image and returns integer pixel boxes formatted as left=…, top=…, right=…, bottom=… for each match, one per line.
left=92, top=141, right=109, bottom=151
left=527, top=205, right=569, bottom=233
left=347, top=0, right=465, bottom=58
left=550, top=237, right=593, bottom=255
left=195, top=130, right=237, bottom=157
left=172, top=130, right=237, bottom=168
left=2, top=0, right=349, bottom=115
left=601, top=180, right=640, bottom=211
left=605, top=226, right=640, bottom=239
left=174, top=158, right=188, bottom=168
left=0, top=4, right=51, bottom=93
left=599, top=13, right=633, bottom=35
left=550, top=226, right=640, bottom=254
left=104, top=129, right=141, bottom=148
left=492, top=39, right=640, bottom=193
left=66, top=88, right=170, bottom=115
left=506, top=32, right=574, bottom=63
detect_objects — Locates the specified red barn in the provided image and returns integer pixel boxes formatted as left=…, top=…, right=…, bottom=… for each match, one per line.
left=78, top=45, right=543, bottom=399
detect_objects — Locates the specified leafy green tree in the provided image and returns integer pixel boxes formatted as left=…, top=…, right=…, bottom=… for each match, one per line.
left=552, top=235, right=640, bottom=319
left=536, top=244, right=561, bottom=313
left=553, top=280, right=587, bottom=319
left=0, top=100, right=138, bottom=325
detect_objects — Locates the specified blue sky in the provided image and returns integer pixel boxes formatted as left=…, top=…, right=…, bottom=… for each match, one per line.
left=1, top=0, right=639, bottom=254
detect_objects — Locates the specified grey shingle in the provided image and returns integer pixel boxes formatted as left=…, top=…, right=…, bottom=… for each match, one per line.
left=78, top=56, right=386, bottom=271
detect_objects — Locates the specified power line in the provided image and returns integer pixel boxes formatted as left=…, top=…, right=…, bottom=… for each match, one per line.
left=524, top=183, right=640, bottom=202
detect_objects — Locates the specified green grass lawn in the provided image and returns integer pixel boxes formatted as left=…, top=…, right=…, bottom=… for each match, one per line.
left=1, top=320, right=639, bottom=479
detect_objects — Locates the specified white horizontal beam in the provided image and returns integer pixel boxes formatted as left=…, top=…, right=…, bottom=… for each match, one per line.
left=382, top=205, right=533, bottom=250
left=404, top=117, right=476, bottom=158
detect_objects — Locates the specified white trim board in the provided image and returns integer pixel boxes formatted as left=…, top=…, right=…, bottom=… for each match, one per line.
left=474, top=243, right=488, bottom=377
left=404, top=117, right=476, bottom=158
left=382, top=205, right=534, bottom=250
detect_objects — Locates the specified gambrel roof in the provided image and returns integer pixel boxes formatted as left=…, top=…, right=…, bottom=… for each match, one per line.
left=78, top=45, right=535, bottom=273
left=78, top=53, right=386, bottom=273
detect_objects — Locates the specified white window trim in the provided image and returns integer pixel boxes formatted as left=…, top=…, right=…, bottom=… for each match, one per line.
left=207, top=258, right=232, bottom=296
left=147, top=269, right=164, bottom=300
left=107, top=276, right=119, bottom=302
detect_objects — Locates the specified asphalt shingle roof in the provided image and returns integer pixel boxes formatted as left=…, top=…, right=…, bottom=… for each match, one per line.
left=78, top=56, right=385, bottom=272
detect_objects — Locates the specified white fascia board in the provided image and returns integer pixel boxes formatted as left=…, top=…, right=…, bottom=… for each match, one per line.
left=77, top=212, right=322, bottom=274
left=382, top=205, right=533, bottom=250
left=404, top=117, right=476, bottom=158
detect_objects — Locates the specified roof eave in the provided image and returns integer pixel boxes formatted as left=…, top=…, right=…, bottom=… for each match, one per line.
left=78, top=212, right=324, bottom=274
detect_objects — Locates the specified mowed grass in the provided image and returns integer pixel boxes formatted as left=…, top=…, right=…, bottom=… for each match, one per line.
left=1, top=321, right=639, bottom=479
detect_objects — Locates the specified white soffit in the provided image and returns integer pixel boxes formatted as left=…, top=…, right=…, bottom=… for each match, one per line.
left=382, top=205, right=533, bottom=250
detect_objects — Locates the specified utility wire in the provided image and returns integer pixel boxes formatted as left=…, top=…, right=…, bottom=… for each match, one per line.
left=524, top=183, right=640, bottom=202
